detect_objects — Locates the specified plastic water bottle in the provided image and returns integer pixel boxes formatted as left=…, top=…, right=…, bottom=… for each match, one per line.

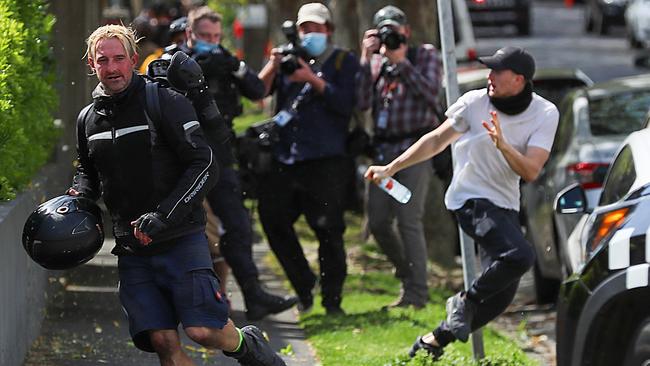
left=378, top=177, right=412, bottom=204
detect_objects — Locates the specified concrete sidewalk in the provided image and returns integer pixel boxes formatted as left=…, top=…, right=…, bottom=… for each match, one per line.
left=23, top=239, right=316, bottom=366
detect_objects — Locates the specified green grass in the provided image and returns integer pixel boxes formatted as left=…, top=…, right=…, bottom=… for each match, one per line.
left=299, top=271, right=536, bottom=366
left=242, top=141, right=537, bottom=365
left=252, top=209, right=538, bottom=366
left=232, top=99, right=267, bottom=135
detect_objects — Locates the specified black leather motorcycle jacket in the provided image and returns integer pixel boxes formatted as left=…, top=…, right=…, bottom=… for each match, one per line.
left=72, top=74, right=218, bottom=255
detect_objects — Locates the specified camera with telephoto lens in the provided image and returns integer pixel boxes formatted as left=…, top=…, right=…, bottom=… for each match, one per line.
left=378, top=25, right=406, bottom=50
left=277, top=20, right=309, bottom=75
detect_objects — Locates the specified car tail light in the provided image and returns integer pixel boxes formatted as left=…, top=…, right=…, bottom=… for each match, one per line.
left=467, top=48, right=477, bottom=61
left=567, top=162, right=609, bottom=189
left=588, top=207, right=629, bottom=253
left=473, top=0, right=487, bottom=3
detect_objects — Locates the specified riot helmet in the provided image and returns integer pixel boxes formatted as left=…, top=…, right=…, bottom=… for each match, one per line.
left=22, top=195, right=104, bottom=270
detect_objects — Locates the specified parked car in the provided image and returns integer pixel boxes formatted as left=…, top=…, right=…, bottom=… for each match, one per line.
left=554, top=127, right=650, bottom=366
left=584, top=0, right=628, bottom=35
left=453, top=0, right=479, bottom=62
left=465, top=0, right=532, bottom=36
left=455, top=67, right=593, bottom=106
left=521, top=73, right=650, bottom=303
left=625, top=0, right=650, bottom=48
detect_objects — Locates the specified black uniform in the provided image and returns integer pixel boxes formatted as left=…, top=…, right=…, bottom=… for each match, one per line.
left=72, top=74, right=217, bottom=255
left=164, top=43, right=297, bottom=320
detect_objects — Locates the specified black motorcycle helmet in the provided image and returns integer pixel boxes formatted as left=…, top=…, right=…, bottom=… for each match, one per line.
left=169, top=16, right=187, bottom=37
left=22, top=195, right=104, bottom=270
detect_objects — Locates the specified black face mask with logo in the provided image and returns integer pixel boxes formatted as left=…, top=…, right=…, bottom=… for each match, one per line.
left=489, top=81, right=533, bottom=115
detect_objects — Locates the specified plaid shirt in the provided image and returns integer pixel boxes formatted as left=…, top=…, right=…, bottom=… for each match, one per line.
left=357, top=44, right=442, bottom=161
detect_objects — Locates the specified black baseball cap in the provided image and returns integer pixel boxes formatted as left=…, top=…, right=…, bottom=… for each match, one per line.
left=478, top=46, right=535, bottom=80
left=373, top=5, right=407, bottom=28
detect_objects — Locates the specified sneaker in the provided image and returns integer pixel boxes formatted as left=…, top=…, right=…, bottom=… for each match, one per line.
left=445, top=292, right=475, bottom=342
left=297, top=293, right=314, bottom=314
left=223, top=325, right=286, bottom=366
left=408, top=335, right=444, bottom=360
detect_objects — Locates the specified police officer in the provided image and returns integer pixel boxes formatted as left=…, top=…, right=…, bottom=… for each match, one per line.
left=166, top=6, right=298, bottom=321
left=139, top=16, right=188, bottom=75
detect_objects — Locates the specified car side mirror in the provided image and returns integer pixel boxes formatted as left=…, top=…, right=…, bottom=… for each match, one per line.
left=555, top=183, right=589, bottom=214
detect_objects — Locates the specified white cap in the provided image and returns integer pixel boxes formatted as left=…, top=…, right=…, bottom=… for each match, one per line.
left=296, top=3, right=331, bottom=26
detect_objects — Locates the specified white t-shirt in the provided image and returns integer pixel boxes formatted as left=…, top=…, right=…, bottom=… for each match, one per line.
left=444, top=89, right=559, bottom=211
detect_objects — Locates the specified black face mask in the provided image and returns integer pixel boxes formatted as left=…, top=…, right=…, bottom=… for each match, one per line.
left=489, top=81, right=533, bottom=115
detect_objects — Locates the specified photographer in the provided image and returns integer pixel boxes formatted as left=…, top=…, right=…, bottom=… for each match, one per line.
left=257, top=3, right=360, bottom=315
left=166, top=6, right=299, bottom=321
left=357, top=5, right=442, bottom=309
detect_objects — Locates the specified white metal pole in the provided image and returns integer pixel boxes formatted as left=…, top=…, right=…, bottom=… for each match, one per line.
left=436, top=0, right=485, bottom=359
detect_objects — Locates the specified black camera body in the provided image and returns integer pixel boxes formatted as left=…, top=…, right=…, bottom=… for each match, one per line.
left=277, top=20, right=309, bottom=75
left=378, top=26, right=406, bottom=50
left=193, top=46, right=240, bottom=79
left=147, top=58, right=172, bottom=86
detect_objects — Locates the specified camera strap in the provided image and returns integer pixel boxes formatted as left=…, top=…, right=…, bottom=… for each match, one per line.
left=274, top=49, right=350, bottom=127
left=273, top=82, right=309, bottom=127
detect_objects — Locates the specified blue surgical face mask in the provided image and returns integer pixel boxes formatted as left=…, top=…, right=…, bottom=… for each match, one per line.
left=300, top=32, right=328, bottom=57
left=193, top=39, right=219, bottom=54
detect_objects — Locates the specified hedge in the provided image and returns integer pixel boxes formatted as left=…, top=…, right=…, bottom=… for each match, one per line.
left=0, top=0, right=59, bottom=200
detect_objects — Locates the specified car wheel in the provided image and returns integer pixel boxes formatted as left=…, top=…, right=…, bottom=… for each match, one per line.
left=533, top=261, right=560, bottom=304
left=594, top=9, right=608, bottom=35
left=583, top=290, right=650, bottom=366
left=624, top=318, right=650, bottom=366
left=584, top=6, right=594, bottom=32
left=628, top=27, right=642, bottom=49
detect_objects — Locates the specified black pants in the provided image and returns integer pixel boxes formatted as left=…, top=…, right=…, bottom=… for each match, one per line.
left=205, top=166, right=258, bottom=284
left=257, top=157, right=349, bottom=309
left=437, top=198, right=536, bottom=341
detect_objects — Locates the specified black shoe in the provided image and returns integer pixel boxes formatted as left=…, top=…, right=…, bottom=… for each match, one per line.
left=408, top=335, right=444, bottom=360
left=243, top=281, right=299, bottom=321
left=325, top=306, right=345, bottom=316
left=297, top=293, right=314, bottom=313
left=445, top=292, right=475, bottom=342
left=223, top=325, right=287, bottom=366
left=382, top=294, right=426, bottom=310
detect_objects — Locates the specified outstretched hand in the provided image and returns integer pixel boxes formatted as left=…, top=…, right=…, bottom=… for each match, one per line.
left=482, top=110, right=505, bottom=150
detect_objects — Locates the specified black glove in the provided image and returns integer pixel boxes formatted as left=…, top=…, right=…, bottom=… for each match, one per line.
left=194, top=48, right=240, bottom=78
left=133, top=211, right=169, bottom=238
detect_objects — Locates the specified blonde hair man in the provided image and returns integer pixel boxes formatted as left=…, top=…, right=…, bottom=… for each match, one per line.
left=69, top=24, right=286, bottom=366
